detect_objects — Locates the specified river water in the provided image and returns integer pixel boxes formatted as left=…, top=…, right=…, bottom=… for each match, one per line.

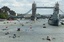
left=0, top=19, right=64, bottom=42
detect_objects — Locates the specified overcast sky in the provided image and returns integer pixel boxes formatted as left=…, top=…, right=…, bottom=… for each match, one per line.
left=0, top=0, right=64, bottom=15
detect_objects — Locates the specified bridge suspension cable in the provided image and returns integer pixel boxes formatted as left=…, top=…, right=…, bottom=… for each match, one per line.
left=17, top=9, right=32, bottom=24
left=59, top=9, right=64, bottom=14
left=24, top=9, right=32, bottom=14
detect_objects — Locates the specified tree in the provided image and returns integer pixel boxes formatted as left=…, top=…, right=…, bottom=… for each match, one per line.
left=9, top=10, right=16, bottom=16
left=1, top=6, right=10, bottom=12
left=1, top=6, right=16, bottom=16
left=0, top=12, right=8, bottom=19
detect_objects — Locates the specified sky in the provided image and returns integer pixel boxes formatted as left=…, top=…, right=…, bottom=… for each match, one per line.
left=0, top=0, right=64, bottom=15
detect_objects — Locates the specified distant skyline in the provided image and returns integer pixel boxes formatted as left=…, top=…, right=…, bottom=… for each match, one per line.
left=0, top=0, right=64, bottom=15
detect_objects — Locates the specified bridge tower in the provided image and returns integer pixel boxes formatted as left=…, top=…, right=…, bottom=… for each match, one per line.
left=48, top=2, right=59, bottom=26
left=53, top=2, right=59, bottom=20
left=31, top=2, right=36, bottom=21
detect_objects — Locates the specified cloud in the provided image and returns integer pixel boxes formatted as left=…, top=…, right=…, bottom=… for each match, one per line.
left=2, top=3, right=9, bottom=6
left=0, top=0, right=63, bottom=14
left=0, top=0, right=3, bottom=2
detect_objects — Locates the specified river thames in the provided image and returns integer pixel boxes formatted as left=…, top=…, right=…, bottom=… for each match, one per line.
left=0, top=19, right=64, bottom=42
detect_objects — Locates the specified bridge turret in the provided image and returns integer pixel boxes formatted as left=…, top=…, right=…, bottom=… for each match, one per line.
left=31, top=1, right=36, bottom=21
left=53, top=2, right=59, bottom=19
left=55, top=2, right=59, bottom=13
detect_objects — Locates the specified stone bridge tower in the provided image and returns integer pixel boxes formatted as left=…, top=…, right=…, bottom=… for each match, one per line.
left=31, top=2, right=36, bottom=21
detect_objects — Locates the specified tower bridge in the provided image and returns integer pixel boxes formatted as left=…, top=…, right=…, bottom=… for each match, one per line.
left=31, top=2, right=55, bottom=21
left=8, top=2, right=64, bottom=26
left=31, top=2, right=60, bottom=26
